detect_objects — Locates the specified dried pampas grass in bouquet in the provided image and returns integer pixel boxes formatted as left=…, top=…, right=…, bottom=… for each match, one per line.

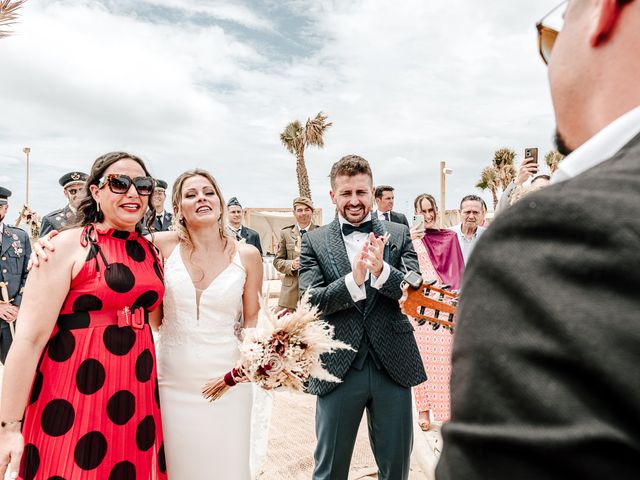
left=202, top=292, right=353, bottom=402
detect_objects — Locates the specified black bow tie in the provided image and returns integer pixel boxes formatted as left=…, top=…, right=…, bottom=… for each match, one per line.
left=342, top=221, right=373, bottom=236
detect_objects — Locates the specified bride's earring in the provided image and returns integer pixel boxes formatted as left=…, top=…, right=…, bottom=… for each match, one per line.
left=96, top=202, right=101, bottom=213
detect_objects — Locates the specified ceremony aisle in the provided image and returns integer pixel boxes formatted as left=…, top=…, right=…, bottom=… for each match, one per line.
left=257, top=389, right=429, bottom=480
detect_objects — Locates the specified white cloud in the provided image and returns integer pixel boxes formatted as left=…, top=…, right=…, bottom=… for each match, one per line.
left=0, top=0, right=560, bottom=225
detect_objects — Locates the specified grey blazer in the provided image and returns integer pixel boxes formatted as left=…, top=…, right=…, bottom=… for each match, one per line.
left=299, top=218, right=426, bottom=396
left=438, top=133, right=640, bottom=479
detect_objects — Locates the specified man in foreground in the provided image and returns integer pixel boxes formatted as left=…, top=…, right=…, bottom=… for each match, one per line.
left=438, top=1, right=640, bottom=478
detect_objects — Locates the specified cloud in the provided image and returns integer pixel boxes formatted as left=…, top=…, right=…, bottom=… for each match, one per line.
left=0, top=0, right=561, bottom=224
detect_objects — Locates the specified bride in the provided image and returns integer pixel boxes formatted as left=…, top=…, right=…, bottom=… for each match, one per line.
left=150, top=169, right=263, bottom=479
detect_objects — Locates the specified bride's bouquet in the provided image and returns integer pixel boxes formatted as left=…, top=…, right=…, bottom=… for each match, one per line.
left=202, top=292, right=353, bottom=402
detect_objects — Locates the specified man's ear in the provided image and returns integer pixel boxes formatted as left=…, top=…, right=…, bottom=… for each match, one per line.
left=590, top=0, right=624, bottom=47
left=329, top=190, right=337, bottom=205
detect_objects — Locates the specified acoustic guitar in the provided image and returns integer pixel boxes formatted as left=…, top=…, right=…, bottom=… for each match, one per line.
left=400, top=274, right=459, bottom=334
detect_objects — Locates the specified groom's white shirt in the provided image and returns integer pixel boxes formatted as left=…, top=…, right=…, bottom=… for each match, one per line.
left=338, top=214, right=391, bottom=303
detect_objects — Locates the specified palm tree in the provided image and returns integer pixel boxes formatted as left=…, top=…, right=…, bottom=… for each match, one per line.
left=492, top=147, right=517, bottom=190
left=475, top=166, right=500, bottom=210
left=545, top=150, right=564, bottom=174
left=280, top=111, right=332, bottom=201
left=0, top=0, right=27, bottom=38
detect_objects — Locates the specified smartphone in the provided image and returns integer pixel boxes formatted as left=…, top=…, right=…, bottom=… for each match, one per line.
left=524, top=147, right=539, bottom=164
left=412, top=215, right=425, bottom=229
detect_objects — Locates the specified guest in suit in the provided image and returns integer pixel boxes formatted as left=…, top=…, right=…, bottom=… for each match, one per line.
left=273, top=196, right=317, bottom=311
left=227, top=197, right=263, bottom=255
left=374, top=185, right=409, bottom=226
left=438, top=2, right=640, bottom=479
left=142, top=179, right=173, bottom=234
left=0, top=186, right=31, bottom=364
left=39, top=171, right=88, bottom=236
left=299, top=155, right=426, bottom=480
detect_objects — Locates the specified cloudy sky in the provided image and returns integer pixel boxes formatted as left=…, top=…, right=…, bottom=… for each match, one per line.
left=1, top=0, right=560, bottom=222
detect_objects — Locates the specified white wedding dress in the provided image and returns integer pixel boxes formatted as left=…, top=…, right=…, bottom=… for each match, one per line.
left=157, top=245, right=253, bottom=479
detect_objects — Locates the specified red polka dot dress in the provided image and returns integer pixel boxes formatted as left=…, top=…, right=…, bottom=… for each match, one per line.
left=20, top=226, right=167, bottom=480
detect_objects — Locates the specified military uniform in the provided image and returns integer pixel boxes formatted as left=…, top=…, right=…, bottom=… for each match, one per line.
left=141, top=210, right=173, bottom=234
left=39, top=204, right=77, bottom=237
left=273, top=197, right=318, bottom=310
left=39, top=171, right=88, bottom=237
left=0, top=187, right=32, bottom=363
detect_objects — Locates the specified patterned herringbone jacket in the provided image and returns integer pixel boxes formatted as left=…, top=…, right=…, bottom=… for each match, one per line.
left=299, top=217, right=427, bottom=396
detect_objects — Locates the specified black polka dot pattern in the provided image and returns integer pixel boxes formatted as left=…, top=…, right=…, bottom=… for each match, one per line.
left=126, top=240, right=146, bottom=262
left=21, top=230, right=166, bottom=478
left=29, top=370, right=43, bottom=405
left=158, top=443, right=166, bottom=473
left=47, top=330, right=76, bottom=362
left=41, top=399, right=75, bottom=437
left=72, top=294, right=103, bottom=312
left=136, top=349, right=153, bottom=383
left=19, top=443, right=40, bottom=480
left=133, top=290, right=159, bottom=310
left=108, top=461, right=136, bottom=480
left=136, top=415, right=156, bottom=451
left=104, top=263, right=136, bottom=293
left=107, top=390, right=136, bottom=425
left=103, top=325, right=136, bottom=356
left=57, top=312, right=91, bottom=330
left=74, top=431, right=108, bottom=470
left=154, top=378, right=160, bottom=408
left=76, top=359, right=106, bottom=395
left=111, top=230, right=130, bottom=240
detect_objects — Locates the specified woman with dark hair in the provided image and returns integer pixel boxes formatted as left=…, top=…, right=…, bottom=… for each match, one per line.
left=410, top=193, right=464, bottom=432
left=148, top=169, right=263, bottom=479
left=0, top=152, right=167, bottom=479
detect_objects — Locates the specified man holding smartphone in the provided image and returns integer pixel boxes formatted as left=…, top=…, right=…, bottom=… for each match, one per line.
left=495, top=150, right=540, bottom=214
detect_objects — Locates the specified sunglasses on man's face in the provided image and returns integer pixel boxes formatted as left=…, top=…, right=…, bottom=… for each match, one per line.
left=98, top=174, right=154, bottom=196
left=536, top=1, right=566, bottom=65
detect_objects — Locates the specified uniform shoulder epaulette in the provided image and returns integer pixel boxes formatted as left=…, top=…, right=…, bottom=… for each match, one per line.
left=282, top=224, right=296, bottom=230
left=44, top=207, right=65, bottom=217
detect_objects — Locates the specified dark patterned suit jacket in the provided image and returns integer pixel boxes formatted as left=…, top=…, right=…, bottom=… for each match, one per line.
left=437, top=133, right=640, bottom=479
left=299, top=218, right=426, bottom=396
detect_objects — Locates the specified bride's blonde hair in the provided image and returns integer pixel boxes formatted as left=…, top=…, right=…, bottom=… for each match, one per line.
left=171, top=169, right=236, bottom=258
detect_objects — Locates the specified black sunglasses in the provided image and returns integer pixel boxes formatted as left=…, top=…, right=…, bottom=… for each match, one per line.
left=98, top=174, right=154, bottom=196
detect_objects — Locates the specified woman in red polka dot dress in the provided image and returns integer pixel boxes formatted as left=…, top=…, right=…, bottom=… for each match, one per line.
left=0, top=152, right=166, bottom=480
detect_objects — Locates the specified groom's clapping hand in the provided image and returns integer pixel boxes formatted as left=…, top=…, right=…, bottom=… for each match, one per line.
left=364, top=233, right=385, bottom=277
left=352, top=240, right=370, bottom=286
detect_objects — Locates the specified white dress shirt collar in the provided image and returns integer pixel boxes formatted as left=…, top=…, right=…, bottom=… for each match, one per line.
left=553, top=106, right=640, bottom=183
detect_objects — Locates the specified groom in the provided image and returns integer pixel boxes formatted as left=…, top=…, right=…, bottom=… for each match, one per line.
left=299, top=154, right=426, bottom=480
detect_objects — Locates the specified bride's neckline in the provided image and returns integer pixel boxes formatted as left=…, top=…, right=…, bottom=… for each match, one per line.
left=177, top=243, right=235, bottom=293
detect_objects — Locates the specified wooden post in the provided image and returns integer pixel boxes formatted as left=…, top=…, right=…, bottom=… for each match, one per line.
left=23, top=147, right=31, bottom=206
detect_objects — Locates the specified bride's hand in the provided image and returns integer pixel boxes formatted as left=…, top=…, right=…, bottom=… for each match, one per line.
left=27, top=230, right=58, bottom=270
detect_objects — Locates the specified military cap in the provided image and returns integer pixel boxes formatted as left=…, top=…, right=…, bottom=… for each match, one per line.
left=155, top=179, right=168, bottom=191
left=59, top=171, right=88, bottom=188
left=293, top=196, right=314, bottom=210
left=227, top=197, right=242, bottom=208
left=0, top=186, right=11, bottom=205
